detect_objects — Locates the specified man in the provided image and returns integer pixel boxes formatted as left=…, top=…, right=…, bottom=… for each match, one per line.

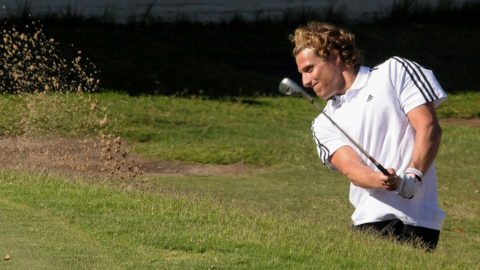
left=290, top=22, right=446, bottom=251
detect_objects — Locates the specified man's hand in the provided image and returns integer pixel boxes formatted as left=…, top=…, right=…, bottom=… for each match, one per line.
left=380, top=168, right=401, bottom=191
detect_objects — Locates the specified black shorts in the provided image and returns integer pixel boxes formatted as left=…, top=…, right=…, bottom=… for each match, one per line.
left=353, top=219, right=440, bottom=251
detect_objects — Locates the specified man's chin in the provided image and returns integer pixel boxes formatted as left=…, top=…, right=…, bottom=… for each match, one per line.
left=315, top=93, right=330, bottom=100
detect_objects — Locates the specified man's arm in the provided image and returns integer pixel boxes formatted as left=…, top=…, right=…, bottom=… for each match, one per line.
left=406, top=102, right=442, bottom=174
left=330, top=146, right=399, bottom=190
left=328, top=102, right=441, bottom=192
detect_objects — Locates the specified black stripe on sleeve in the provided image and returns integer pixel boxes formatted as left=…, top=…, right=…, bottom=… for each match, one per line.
left=393, top=57, right=437, bottom=103
left=311, top=120, right=331, bottom=165
left=407, top=59, right=439, bottom=99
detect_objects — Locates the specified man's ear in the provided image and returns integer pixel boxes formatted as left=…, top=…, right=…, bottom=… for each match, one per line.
left=329, top=51, right=341, bottom=65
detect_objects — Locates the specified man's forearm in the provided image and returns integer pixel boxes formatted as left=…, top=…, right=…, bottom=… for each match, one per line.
left=344, top=161, right=381, bottom=188
left=409, top=126, right=442, bottom=174
left=331, top=146, right=389, bottom=189
left=408, top=108, right=443, bottom=174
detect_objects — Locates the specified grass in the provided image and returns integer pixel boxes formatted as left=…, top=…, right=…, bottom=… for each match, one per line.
left=0, top=92, right=109, bottom=137
left=94, top=92, right=319, bottom=165
left=0, top=91, right=479, bottom=269
left=1, top=3, right=478, bottom=267
left=436, top=91, right=480, bottom=118
left=0, top=170, right=473, bottom=269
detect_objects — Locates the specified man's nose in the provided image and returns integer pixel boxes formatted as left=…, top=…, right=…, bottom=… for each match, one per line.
left=302, top=73, right=312, bottom=88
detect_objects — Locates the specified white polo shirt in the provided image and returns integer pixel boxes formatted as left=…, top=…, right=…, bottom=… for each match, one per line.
left=311, top=57, right=446, bottom=230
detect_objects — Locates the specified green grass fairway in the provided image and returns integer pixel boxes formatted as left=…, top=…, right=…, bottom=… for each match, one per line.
left=0, top=92, right=478, bottom=269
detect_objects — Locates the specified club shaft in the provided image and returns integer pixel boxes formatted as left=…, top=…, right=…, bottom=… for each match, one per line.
left=300, top=91, right=391, bottom=176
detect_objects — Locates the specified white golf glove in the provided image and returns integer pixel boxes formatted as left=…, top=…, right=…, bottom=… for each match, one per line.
left=396, top=168, right=423, bottom=199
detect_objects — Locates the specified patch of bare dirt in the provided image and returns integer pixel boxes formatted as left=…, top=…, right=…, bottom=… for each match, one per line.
left=2, top=118, right=476, bottom=181
left=440, top=118, right=480, bottom=127
left=0, top=137, right=255, bottom=181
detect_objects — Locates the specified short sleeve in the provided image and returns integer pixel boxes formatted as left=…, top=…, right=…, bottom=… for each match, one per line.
left=311, top=115, right=351, bottom=172
left=391, top=57, right=447, bottom=114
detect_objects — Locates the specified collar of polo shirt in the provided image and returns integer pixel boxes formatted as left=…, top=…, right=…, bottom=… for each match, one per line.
left=331, top=66, right=370, bottom=107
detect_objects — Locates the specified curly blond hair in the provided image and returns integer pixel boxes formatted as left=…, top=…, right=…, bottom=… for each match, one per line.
left=289, top=22, right=363, bottom=68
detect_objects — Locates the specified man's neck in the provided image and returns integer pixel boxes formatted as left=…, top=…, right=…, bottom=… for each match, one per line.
left=342, top=66, right=360, bottom=93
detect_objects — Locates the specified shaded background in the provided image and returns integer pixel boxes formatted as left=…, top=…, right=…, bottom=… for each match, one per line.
left=1, top=0, right=479, bottom=96
left=1, top=0, right=451, bottom=22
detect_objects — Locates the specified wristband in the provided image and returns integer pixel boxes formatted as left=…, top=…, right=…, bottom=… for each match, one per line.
left=405, top=167, right=423, bottom=187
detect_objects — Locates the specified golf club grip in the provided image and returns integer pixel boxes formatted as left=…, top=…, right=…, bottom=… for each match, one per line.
left=376, top=162, right=412, bottom=198
left=375, top=162, right=391, bottom=176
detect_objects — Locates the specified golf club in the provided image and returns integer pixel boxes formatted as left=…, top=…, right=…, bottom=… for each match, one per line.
left=279, top=77, right=391, bottom=176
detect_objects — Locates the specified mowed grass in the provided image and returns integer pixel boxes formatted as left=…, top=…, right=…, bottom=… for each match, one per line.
left=0, top=170, right=466, bottom=270
left=0, top=91, right=479, bottom=269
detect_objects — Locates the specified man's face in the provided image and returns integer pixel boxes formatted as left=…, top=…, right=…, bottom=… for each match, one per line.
left=295, top=48, right=346, bottom=99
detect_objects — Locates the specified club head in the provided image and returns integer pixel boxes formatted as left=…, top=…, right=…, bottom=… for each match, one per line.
left=279, top=78, right=304, bottom=97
